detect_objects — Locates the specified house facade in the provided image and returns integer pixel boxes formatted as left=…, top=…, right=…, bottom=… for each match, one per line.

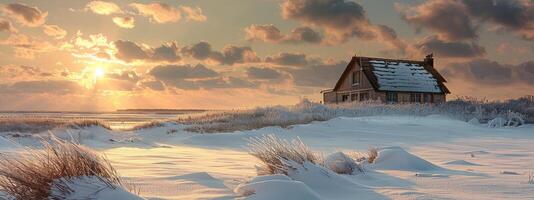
left=322, top=54, right=450, bottom=104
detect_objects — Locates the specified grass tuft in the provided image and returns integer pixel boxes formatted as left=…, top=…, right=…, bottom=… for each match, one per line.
left=247, top=135, right=317, bottom=175
left=0, top=137, right=122, bottom=199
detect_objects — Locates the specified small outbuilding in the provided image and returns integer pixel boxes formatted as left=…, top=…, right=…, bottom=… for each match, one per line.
left=321, top=54, right=450, bottom=104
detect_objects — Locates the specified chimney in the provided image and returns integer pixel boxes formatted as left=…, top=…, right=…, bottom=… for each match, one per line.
left=424, top=53, right=434, bottom=67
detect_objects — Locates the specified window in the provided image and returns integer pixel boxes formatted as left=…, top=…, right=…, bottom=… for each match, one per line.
left=410, top=93, right=422, bottom=103
left=342, top=94, right=349, bottom=102
left=360, top=92, right=369, bottom=101
left=386, top=92, right=398, bottom=103
left=352, top=71, right=360, bottom=85
left=351, top=93, right=358, bottom=101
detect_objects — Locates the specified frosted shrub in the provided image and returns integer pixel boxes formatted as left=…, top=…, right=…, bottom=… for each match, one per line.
left=0, top=137, right=126, bottom=199
left=324, top=152, right=363, bottom=175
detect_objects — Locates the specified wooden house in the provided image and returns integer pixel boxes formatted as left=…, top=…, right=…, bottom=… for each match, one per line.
left=322, top=54, right=450, bottom=104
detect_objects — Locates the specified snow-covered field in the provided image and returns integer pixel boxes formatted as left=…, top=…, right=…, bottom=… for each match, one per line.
left=1, top=115, right=534, bottom=199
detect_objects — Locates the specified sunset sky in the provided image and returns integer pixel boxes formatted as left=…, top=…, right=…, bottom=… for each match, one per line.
left=0, top=0, right=532, bottom=111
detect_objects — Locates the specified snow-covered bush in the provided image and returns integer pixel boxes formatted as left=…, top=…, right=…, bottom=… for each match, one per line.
left=0, top=137, right=140, bottom=199
left=323, top=152, right=363, bottom=175
left=248, top=135, right=318, bottom=175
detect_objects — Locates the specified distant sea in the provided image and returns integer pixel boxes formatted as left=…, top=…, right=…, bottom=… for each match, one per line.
left=0, top=109, right=207, bottom=130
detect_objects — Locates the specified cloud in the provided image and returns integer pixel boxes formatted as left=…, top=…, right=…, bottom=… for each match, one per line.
left=0, top=65, right=54, bottom=80
left=130, top=2, right=181, bottom=23
left=280, top=0, right=406, bottom=53
left=1, top=33, right=54, bottom=58
left=398, top=0, right=476, bottom=41
left=265, top=52, right=309, bottom=66
left=246, top=67, right=284, bottom=80
left=180, top=6, right=207, bottom=22
left=2, top=3, right=47, bottom=27
left=0, top=80, right=83, bottom=94
left=112, top=16, right=135, bottom=29
left=43, top=24, right=67, bottom=39
left=140, top=80, right=165, bottom=91
left=0, top=18, right=17, bottom=33
left=113, top=40, right=180, bottom=63
left=245, top=24, right=322, bottom=44
left=85, top=1, right=122, bottom=15
left=149, top=64, right=219, bottom=81
left=281, top=61, right=348, bottom=87
left=398, top=0, right=533, bottom=41
left=281, top=0, right=372, bottom=43
left=181, top=42, right=260, bottom=65
left=149, top=64, right=256, bottom=90
left=415, top=36, right=486, bottom=58
left=442, top=59, right=534, bottom=85
left=129, top=3, right=207, bottom=24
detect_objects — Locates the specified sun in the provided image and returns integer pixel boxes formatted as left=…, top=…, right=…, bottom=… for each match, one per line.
left=94, top=67, right=105, bottom=79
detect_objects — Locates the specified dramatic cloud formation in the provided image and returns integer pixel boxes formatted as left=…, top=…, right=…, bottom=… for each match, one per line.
left=0, top=18, right=16, bottom=33
left=130, top=3, right=207, bottom=24
left=43, top=25, right=67, bottom=39
left=399, top=0, right=533, bottom=41
left=113, top=40, right=180, bottom=63
left=415, top=36, right=486, bottom=58
left=85, top=1, right=122, bottom=15
left=245, top=24, right=322, bottom=44
left=443, top=59, right=534, bottom=85
left=2, top=3, right=47, bottom=27
left=112, top=16, right=135, bottom=29
left=181, top=42, right=260, bottom=65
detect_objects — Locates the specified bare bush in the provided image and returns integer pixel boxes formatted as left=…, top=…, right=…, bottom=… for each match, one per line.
left=323, top=152, right=363, bottom=175
left=0, top=137, right=123, bottom=199
left=248, top=135, right=317, bottom=175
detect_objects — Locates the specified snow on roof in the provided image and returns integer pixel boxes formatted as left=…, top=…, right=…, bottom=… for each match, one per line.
left=369, top=60, right=442, bottom=93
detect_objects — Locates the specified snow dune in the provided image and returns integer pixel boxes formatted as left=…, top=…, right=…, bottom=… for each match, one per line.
left=1, top=116, right=534, bottom=199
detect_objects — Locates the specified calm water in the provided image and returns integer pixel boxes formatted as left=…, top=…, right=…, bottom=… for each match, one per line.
left=0, top=111, right=205, bottom=130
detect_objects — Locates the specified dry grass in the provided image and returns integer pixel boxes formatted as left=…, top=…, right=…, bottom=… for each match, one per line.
left=0, top=137, right=122, bottom=199
left=127, top=121, right=165, bottom=131
left=0, top=117, right=111, bottom=133
left=528, top=172, right=534, bottom=184
left=367, top=147, right=379, bottom=164
left=175, top=96, right=534, bottom=133
left=247, top=135, right=318, bottom=175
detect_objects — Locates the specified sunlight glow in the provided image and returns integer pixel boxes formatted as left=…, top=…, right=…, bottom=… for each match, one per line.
left=94, top=67, right=105, bottom=79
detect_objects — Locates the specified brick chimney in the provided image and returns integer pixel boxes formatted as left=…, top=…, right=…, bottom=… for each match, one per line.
left=424, top=53, right=434, bottom=67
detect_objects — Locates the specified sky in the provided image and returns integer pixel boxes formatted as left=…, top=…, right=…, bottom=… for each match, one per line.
left=0, top=0, right=532, bottom=111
